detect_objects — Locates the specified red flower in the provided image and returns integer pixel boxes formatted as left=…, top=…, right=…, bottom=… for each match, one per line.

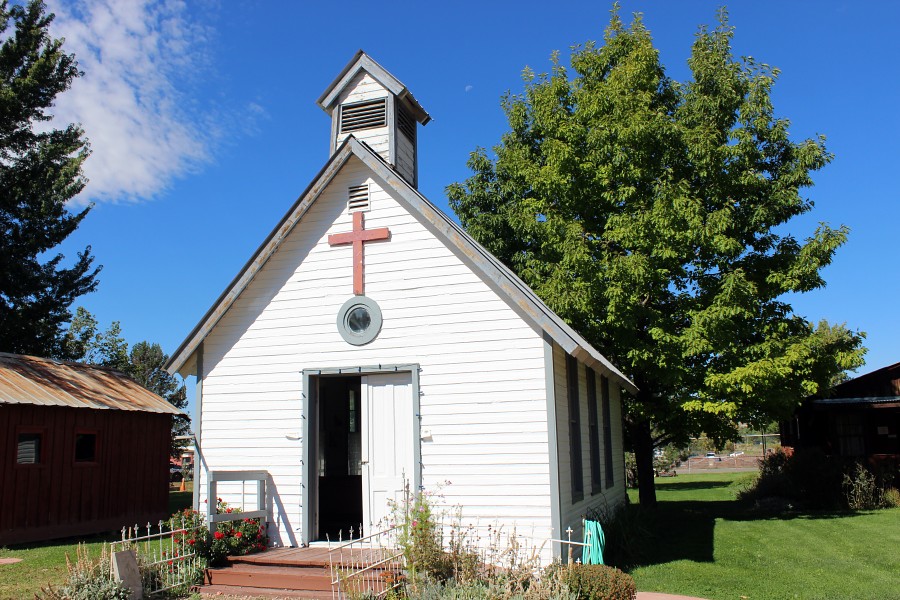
left=167, top=560, right=173, bottom=566
left=235, top=532, right=242, bottom=538
left=214, top=531, right=225, bottom=540
left=188, top=539, right=195, bottom=545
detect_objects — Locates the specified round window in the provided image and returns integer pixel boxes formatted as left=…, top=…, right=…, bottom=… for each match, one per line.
left=347, top=306, right=371, bottom=334
left=337, top=296, right=383, bottom=345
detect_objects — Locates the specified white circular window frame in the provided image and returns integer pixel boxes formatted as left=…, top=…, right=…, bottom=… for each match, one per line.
left=336, top=295, right=383, bottom=346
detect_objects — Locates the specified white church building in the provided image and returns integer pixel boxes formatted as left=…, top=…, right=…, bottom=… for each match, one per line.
left=166, top=51, right=636, bottom=556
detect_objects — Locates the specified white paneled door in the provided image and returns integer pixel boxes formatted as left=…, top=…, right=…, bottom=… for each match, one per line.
left=361, top=372, right=415, bottom=530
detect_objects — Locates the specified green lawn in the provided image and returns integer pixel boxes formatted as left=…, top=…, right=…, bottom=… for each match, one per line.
left=0, top=533, right=115, bottom=599
left=626, top=472, right=900, bottom=600
left=0, top=491, right=195, bottom=599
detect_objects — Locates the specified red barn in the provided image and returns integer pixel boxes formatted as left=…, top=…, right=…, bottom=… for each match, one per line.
left=0, top=353, right=182, bottom=546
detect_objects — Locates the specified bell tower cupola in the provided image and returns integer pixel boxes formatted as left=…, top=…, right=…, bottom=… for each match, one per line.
left=317, top=51, right=431, bottom=188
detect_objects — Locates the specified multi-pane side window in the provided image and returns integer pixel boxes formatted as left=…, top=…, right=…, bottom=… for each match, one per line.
left=75, top=432, right=97, bottom=463
left=340, top=98, right=387, bottom=133
left=586, top=368, right=602, bottom=494
left=567, top=354, right=583, bottom=502
left=601, top=375, right=614, bottom=488
left=16, top=432, right=42, bottom=464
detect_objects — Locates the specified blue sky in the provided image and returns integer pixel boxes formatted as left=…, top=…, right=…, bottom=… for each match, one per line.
left=48, top=0, right=899, bottom=410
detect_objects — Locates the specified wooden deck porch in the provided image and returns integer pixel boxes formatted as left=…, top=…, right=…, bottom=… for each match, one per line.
left=200, top=545, right=401, bottom=598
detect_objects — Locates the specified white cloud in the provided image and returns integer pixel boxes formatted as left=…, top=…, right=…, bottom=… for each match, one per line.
left=465, top=84, right=474, bottom=93
left=46, top=0, right=219, bottom=204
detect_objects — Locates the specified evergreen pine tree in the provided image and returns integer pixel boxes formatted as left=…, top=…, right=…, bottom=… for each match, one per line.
left=0, top=0, right=100, bottom=358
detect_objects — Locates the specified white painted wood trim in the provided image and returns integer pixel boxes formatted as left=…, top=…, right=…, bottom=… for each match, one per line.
left=543, top=333, right=562, bottom=559
left=167, top=138, right=637, bottom=397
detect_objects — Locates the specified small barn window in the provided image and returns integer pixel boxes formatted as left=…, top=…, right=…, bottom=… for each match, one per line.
left=566, top=355, right=583, bottom=502
left=16, top=432, right=42, bottom=465
left=586, top=368, right=602, bottom=494
left=340, top=98, right=387, bottom=133
left=348, top=184, right=370, bottom=212
left=75, top=432, right=97, bottom=463
left=601, top=375, right=614, bottom=488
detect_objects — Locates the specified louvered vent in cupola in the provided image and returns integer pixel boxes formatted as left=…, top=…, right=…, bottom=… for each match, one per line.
left=340, top=98, right=387, bottom=133
left=397, top=104, right=416, bottom=143
left=348, top=184, right=370, bottom=212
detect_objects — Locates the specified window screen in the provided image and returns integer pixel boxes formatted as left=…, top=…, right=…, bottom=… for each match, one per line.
left=567, top=355, right=583, bottom=502
left=587, top=368, right=602, bottom=493
left=17, top=433, right=42, bottom=464
left=601, top=375, right=614, bottom=487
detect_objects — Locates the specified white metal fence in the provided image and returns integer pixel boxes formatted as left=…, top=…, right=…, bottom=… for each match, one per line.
left=111, top=518, right=204, bottom=596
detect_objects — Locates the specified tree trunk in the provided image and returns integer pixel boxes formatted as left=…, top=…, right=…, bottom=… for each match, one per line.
left=631, top=418, right=657, bottom=508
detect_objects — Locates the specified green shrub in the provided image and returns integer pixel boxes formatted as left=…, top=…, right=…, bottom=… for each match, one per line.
left=172, top=500, right=267, bottom=566
left=393, top=490, right=451, bottom=581
left=843, top=464, right=882, bottom=510
left=739, top=448, right=845, bottom=509
left=563, top=564, right=636, bottom=600
left=37, top=544, right=131, bottom=600
left=407, top=568, right=578, bottom=600
left=882, top=488, right=900, bottom=508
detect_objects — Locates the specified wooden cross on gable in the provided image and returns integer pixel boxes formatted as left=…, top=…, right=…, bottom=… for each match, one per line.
left=328, top=211, right=390, bottom=295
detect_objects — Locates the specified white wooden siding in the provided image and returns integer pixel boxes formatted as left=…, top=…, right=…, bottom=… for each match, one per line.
left=334, top=72, right=390, bottom=159
left=395, top=130, right=415, bottom=183
left=552, top=342, right=627, bottom=543
left=198, top=156, right=552, bottom=549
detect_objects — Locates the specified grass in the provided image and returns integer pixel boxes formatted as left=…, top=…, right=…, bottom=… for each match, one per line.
left=0, top=533, right=115, bottom=599
left=0, top=490, right=196, bottom=599
left=625, top=472, right=900, bottom=600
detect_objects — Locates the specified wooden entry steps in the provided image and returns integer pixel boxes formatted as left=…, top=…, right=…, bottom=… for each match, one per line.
left=202, top=547, right=333, bottom=598
left=200, top=546, right=399, bottom=598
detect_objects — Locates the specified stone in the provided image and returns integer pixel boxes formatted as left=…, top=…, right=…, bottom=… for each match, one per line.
left=111, top=550, right=144, bottom=600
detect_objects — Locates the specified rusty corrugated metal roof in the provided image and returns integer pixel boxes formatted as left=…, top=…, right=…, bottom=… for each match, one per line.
left=0, top=353, right=183, bottom=415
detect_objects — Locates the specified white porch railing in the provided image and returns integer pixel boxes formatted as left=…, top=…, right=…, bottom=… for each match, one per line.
left=328, top=524, right=404, bottom=599
left=206, top=470, right=268, bottom=524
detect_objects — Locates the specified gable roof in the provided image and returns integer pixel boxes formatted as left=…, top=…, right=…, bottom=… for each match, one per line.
left=317, top=50, right=431, bottom=125
left=165, top=137, right=638, bottom=395
left=0, top=352, right=183, bottom=414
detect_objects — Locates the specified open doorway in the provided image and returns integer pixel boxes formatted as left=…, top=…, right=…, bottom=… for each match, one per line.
left=303, top=366, right=419, bottom=545
left=316, top=376, right=362, bottom=540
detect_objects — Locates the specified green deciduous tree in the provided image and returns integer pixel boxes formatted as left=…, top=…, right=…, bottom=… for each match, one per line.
left=129, top=341, right=190, bottom=456
left=0, top=0, right=100, bottom=358
left=66, top=308, right=189, bottom=457
left=447, top=8, right=866, bottom=506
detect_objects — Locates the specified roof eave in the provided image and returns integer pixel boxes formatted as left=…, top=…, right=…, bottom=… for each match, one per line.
left=166, top=137, right=636, bottom=395
left=165, top=139, right=357, bottom=376
left=316, top=51, right=430, bottom=125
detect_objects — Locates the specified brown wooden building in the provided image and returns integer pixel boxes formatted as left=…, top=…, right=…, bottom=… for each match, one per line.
left=781, top=362, right=900, bottom=473
left=0, top=353, right=182, bottom=546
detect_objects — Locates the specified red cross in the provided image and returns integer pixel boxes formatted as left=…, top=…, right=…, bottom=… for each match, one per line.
left=328, top=211, right=391, bottom=295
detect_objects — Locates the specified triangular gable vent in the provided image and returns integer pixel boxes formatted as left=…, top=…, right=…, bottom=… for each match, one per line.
left=348, top=184, right=370, bottom=212
left=340, top=98, right=387, bottom=133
